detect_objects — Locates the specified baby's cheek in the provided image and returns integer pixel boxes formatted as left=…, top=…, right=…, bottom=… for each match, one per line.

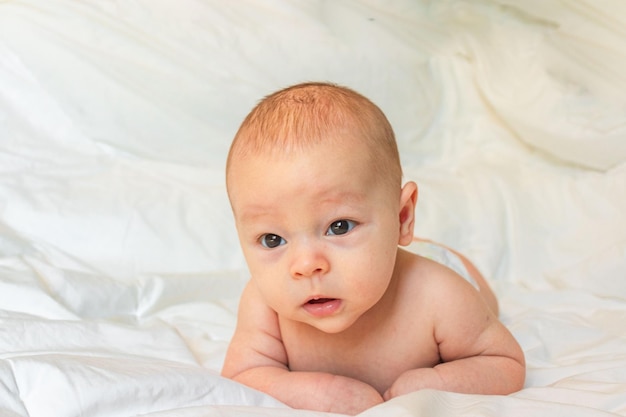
left=254, top=275, right=290, bottom=310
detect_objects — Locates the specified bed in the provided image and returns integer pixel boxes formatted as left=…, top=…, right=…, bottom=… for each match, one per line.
left=1, top=0, right=625, bottom=416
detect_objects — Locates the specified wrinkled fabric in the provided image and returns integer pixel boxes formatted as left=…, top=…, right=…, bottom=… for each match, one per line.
left=0, top=0, right=625, bottom=416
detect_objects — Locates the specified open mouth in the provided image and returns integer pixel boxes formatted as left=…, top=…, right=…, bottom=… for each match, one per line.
left=307, top=298, right=336, bottom=305
left=303, top=297, right=342, bottom=317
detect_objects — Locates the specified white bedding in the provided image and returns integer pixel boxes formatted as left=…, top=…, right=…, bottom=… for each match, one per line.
left=1, top=1, right=625, bottom=416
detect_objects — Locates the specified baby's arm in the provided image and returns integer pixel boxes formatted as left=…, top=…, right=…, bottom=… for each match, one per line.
left=384, top=266, right=525, bottom=399
left=222, top=281, right=383, bottom=415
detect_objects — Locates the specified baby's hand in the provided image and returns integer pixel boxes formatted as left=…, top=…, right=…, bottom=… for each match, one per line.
left=383, top=368, right=440, bottom=400
left=323, top=375, right=384, bottom=415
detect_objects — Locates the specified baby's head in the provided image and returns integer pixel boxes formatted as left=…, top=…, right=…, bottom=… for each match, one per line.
left=226, top=82, right=402, bottom=197
left=225, top=82, right=417, bottom=334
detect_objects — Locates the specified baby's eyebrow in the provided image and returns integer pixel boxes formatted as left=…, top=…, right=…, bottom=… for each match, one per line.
left=236, top=206, right=272, bottom=223
left=235, top=189, right=367, bottom=223
left=318, top=190, right=367, bottom=206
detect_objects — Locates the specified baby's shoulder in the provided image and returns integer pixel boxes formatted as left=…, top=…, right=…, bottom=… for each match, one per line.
left=395, top=248, right=477, bottom=304
left=397, top=247, right=463, bottom=280
left=395, top=248, right=495, bottom=332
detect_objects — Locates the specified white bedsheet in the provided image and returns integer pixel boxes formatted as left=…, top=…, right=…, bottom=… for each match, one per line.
left=1, top=1, right=625, bottom=416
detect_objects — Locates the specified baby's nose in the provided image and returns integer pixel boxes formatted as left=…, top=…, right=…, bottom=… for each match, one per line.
left=289, top=243, right=330, bottom=279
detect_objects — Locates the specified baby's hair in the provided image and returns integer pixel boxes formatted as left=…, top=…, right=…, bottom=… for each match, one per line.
left=226, top=82, right=402, bottom=192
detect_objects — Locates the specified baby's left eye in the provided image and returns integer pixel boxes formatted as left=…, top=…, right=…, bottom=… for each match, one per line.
left=326, top=219, right=357, bottom=236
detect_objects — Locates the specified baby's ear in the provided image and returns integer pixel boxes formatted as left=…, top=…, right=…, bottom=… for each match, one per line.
left=398, top=181, right=418, bottom=246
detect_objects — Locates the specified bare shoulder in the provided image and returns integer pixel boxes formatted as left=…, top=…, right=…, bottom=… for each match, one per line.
left=391, top=248, right=476, bottom=327
left=397, top=249, right=522, bottom=363
left=395, top=248, right=477, bottom=303
left=221, top=280, right=287, bottom=378
left=410, top=239, right=499, bottom=314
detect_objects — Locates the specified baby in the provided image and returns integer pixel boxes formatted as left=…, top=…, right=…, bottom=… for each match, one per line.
left=221, top=82, right=525, bottom=415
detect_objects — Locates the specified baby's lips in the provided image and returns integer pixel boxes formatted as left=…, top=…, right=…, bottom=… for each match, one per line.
left=303, top=297, right=342, bottom=317
left=307, top=297, right=335, bottom=304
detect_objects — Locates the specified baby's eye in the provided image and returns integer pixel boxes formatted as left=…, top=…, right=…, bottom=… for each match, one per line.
left=326, top=219, right=356, bottom=236
left=260, top=233, right=286, bottom=249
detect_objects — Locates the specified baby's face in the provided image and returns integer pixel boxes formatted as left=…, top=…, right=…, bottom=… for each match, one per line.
left=228, top=140, right=403, bottom=334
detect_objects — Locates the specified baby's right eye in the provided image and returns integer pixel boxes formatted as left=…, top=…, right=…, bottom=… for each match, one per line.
left=260, top=233, right=286, bottom=249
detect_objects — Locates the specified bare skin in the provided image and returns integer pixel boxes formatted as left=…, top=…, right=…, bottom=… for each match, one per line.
left=223, top=249, right=523, bottom=414
left=414, top=237, right=500, bottom=316
left=222, top=138, right=525, bottom=415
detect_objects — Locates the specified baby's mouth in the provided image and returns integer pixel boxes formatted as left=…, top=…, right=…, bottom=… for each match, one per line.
left=307, top=297, right=336, bottom=305
left=303, top=297, right=342, bottom=317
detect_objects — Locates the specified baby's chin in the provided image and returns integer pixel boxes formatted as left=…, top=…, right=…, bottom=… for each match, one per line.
left=299, top=310, right=365, bottom=335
